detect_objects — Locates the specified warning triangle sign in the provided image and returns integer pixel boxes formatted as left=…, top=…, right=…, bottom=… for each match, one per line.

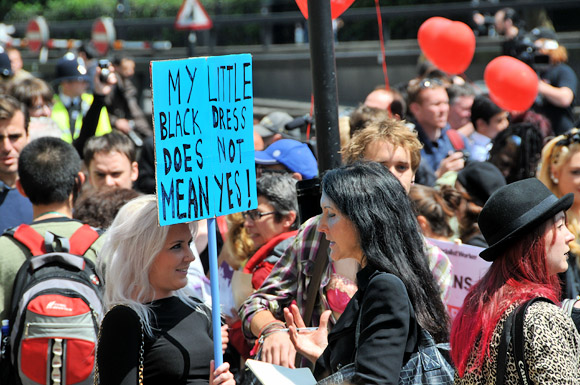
left=175, top=0, right=213, bottom=30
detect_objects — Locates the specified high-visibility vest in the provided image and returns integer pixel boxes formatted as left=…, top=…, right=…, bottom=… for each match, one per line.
left=51, top=94, right=112, bottom=143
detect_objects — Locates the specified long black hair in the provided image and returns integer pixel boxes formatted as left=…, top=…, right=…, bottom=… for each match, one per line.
left=488, top=122, right=543, bottom=184
left=322, top=161, right=450, bottom=342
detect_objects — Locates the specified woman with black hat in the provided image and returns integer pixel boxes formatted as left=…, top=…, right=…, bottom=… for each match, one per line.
left=451, top=178, right=580, bottom=383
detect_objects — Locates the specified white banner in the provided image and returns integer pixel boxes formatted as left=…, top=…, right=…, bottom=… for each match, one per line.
left=427, top=238, right=491, bottom=320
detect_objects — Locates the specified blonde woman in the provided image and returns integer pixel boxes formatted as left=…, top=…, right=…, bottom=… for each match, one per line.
left=538, top=128, right=580, bottom=299
left=96, top=195, right=234, bottom=385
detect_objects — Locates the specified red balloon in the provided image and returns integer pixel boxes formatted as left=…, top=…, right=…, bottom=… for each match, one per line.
left=484, top=56, right=539, bottom=112
left=418, top=17, right=476, bottom=75
left=295, top=0, right=355, bottom=20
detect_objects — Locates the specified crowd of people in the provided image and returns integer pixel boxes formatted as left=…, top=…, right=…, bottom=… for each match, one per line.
left=0, top=11, right=578, bottom=385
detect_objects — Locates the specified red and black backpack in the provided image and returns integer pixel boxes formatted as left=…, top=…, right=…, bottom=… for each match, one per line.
left=2, top=224, right=103, bottom=385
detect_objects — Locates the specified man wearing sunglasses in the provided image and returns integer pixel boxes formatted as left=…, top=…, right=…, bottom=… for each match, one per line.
left=407, top=77, right=471, bottom=178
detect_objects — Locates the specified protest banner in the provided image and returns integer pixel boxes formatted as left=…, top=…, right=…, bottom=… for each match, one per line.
left=151, top=54, right=258, bottom=226
left=151, top=54, right=257, bottom=366
left=427, top=239, right=491, bottom=320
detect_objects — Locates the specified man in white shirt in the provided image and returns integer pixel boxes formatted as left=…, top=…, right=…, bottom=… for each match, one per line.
left=468, top=95, right=509, bottom=162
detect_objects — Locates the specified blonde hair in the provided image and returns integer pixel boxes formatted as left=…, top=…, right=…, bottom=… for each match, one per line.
left=99, top=195, right=201, bottom=336
left=222, top=212, right=254, bottom=270
left=538, top=128, right=580, bottom=255
left=342, top=119, right=422, bottom=172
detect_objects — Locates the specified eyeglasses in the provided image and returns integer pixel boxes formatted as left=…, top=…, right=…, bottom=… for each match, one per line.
left=30, top=102, right=53, bottom=112
left=255, top=166, right=289, bottom=178
left=242, top=209, right=276, bottom=221
left=556, top=131, right=580, bottom=147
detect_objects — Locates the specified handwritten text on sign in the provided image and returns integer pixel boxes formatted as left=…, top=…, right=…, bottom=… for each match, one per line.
left=151, top=54, right=257, bottom=225
left=426, top=238, right=490, bottom=320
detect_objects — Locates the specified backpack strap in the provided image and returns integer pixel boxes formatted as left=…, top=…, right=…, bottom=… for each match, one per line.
left=512, top=297, right=554, bottom=385
left=6, top=223, right=100, bottom=257
left=446, top=128, right=465, bottom=151
left=497, top=297, right=554, bottom=385
left=68, top=224, right=101, bottom=256
left=11, top=224, right=46, bottom=256
left=496, top=308, right=515, bottom=384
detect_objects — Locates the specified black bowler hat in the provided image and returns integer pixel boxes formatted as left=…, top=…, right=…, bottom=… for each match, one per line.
left=457, top=161, right=506, bottom=208
left=478, top=178, right=573, bottom=262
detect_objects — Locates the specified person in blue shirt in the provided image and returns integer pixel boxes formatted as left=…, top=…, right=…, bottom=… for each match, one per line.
left=407, top=77, right=472, bottom=178
left=0, top=95, right=32, bottom=232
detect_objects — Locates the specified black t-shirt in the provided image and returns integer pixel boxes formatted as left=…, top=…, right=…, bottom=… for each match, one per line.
left=97, top=297, right=214, bottom=384
left=534, top=63, right=578, bottom=135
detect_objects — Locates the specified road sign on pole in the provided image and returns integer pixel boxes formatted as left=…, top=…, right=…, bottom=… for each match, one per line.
left=92, top=17, right=116, bottom=56
left=175, top=0, right=213, bottom=30
left=26, top=17, right=49, bottom=52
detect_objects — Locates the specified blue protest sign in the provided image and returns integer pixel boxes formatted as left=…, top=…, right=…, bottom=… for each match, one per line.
left=151, top=54, right=257, bottom=226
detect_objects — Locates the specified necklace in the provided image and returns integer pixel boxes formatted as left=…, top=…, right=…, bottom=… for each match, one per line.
left=34, top=211, right=68, bottom=220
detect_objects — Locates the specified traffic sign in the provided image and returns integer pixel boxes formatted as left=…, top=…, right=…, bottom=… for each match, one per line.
left=26, top=17, right=49, bottom=52
left=92, top=17, right=116, bottom=56
left=175, top=0, right=213, bottom=31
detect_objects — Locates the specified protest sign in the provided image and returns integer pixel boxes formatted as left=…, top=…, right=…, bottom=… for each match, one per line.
left=151, top=54, right=257, bottom=226
left=427, top=239, right=491, bottom=320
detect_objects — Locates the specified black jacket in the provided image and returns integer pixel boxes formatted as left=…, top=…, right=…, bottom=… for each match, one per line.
left=315, top=267, right=418, bottom=384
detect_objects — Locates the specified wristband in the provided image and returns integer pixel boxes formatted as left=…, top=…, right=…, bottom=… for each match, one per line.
left=258, top=320, right=285, bottom=339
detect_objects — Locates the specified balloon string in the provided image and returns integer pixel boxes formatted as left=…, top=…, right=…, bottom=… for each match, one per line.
left=307, top=93, right=314, bottom=140
left=375, top=0, right=390, bottom=90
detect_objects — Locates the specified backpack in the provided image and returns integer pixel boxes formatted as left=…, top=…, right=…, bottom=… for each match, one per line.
left=446, top=128, right=466, bottom=151
left=2, top=223, right=103, bottom=385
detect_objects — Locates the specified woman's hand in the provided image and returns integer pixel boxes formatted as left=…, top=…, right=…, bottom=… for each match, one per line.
left=210, top=361, right=235, bottom=385
left=283, top=303, right=330, bottom=363
left=221, top=325, right=229, bottom=355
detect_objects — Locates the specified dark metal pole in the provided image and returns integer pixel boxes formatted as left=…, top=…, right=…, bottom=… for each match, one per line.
left=307, top=0, right=342, bottom=174
left=187, top=31, right=196, bottom=57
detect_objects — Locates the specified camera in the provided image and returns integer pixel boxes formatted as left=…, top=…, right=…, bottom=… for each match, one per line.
left=510, top=35, right=550, bottom=73
left=98, top=59, right=111, bottom=83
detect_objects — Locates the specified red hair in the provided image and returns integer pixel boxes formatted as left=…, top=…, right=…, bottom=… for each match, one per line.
left=450, top=220, right=561, bottom=376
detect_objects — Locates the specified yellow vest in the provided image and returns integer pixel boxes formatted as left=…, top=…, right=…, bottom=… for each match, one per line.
left=51, top=94, right=112, bottom=143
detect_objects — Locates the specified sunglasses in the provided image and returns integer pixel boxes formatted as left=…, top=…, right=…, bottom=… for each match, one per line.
left=242, top=209, right=276, bottom=221
left=556, top=131, right=580, bottom=147
left=409, top=77, right=444, bottom=89
left=255, top=166, right=289, bottom=178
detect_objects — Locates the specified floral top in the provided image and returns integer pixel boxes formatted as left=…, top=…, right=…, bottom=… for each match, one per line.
left=455, top=301, right=580, bottom=384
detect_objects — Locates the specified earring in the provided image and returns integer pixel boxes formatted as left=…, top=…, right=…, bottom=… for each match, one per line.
left=551, top=175, right=559, bottom=184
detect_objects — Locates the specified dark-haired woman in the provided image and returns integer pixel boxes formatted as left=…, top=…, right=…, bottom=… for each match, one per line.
left=488, top=122, right=544, bottom=184
left=283, top=162, right=450, bottom=383
left=451, top=178, right=580, bottom=383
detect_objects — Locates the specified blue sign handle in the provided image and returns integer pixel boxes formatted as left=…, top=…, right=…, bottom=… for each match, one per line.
left=207, top=217, right=223, bottom=367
